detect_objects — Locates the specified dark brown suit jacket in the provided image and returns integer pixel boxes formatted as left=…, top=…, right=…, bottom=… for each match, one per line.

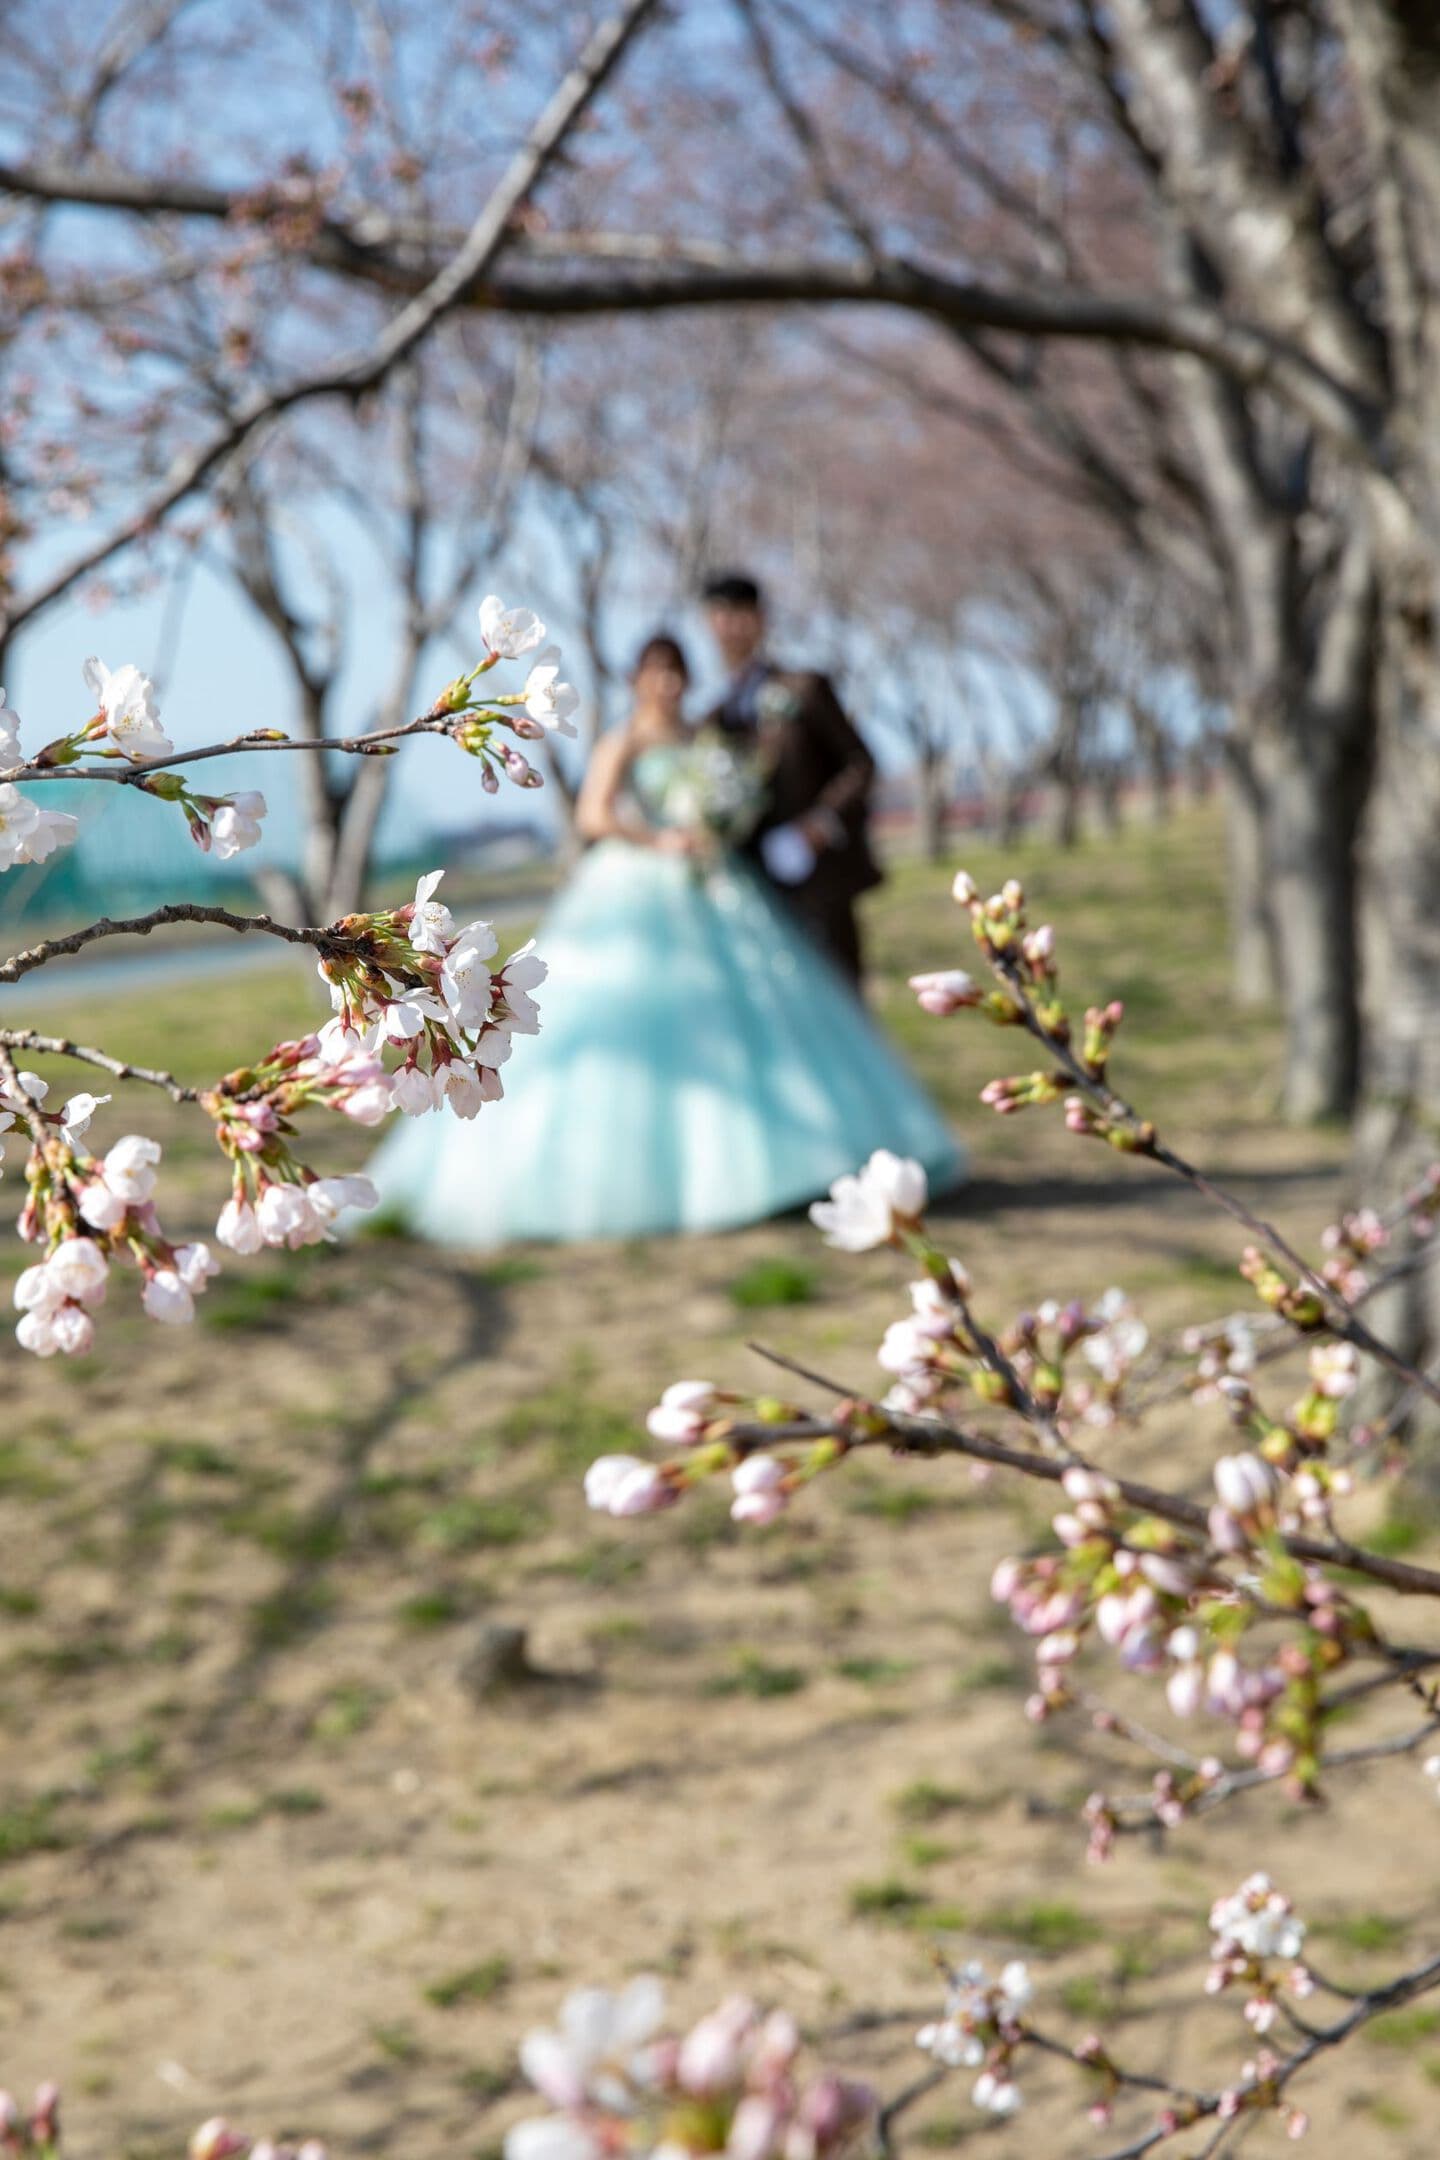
left=712, top=663, right=883, bottom=906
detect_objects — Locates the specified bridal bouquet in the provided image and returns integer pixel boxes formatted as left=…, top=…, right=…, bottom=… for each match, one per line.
left=657, top=729, right=767, bottom=847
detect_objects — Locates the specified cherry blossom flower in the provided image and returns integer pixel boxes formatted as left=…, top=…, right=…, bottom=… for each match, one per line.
left=0, top=784, right=79, bottom=869
left=83, top=657, right=172, bottom=760
left=497, top=940, right=546, bottom=1033
left=440, top=920, right=502, bottom=1028
left=407, top=869, right=456, bottom=956
left=59, top=1092, right=110, bottom=1145
left=809, top=1150, right=927, bottom=1251
left=478, top=594, right=547, bottom=659
left=523, top=650, right=580, bottom=736
left=256, top=1182, right=322, bottom=1249
left=308, top=1175, right=379, bottom=1229
left=209, top=792, right=268, bottom=859
left=0, top=688, right=22, bottom=776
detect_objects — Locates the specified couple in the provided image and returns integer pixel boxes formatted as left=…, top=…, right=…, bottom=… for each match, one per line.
left=371, top=573, right=962, bottom=1243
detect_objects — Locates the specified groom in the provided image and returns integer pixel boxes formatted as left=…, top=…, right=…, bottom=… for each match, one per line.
left=702, top=571, right=882, bottom=983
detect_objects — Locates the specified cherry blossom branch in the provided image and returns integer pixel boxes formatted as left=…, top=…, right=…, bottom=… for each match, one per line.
left=1093, top=1709, right=1440, bottom=1829
left=1085, top=1948, right=1440, bottom=2159
left=734, top=1352, right=1440, bottom=1601
left=954, top=895, right=1440, bottom=1414
left=0, top=1031, right=196, bottom=1104
left=9, top=710, right=450, bottom=785
left=0, top=902, right=359, bottom=985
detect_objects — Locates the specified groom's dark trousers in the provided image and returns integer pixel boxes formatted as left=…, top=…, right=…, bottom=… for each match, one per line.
left=711, top=664, right=883, bottom=984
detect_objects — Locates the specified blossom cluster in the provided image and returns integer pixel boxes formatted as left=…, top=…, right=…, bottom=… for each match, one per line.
left=1206, top=1874, right=1312, bottom=2036
left=7, top=1081, right=222, bottom=1355
left=0, top=2084, right=325, bottom=2160
left=915, top=1958, right=1032, bottom=2117
left=0, top=592, right=578, bottom=877
left=505, top=1979, right=874, bottom=2160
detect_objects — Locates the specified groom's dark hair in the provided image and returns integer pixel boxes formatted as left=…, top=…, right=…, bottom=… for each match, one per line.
left=701, top=570, right=764, bottom=610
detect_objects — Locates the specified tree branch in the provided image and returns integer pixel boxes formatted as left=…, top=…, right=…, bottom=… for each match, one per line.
left=0, top=0, right=663, bottom=640
left=0, top=902, right=358, bottom=985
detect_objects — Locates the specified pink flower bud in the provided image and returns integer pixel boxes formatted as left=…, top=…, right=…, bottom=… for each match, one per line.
left=951, top=870, right=978, bottom=905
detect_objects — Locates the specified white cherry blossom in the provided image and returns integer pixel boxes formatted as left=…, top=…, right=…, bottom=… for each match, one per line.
left=209, top=792, right=268, bottom=859
left=522, top=649, right=580, bottom=736
left=0, top=689, right=22, bottom=775
left=83, top=657, right=173, bottom=760
left=498, top=940, right=546, bottom=1033
left=0, top=784, right=79, bottom=869
left=308, top=1175, right=379, bottom=1228
left=810, top=1150, right=927, bottom=1251
left=257, top=1182, right=322, bottom=1248
left=60, top=1091, right=110, bottom=1145
left=408, top=869, right=455, bottom=956
left=478, top=594, right=547, bottom=660
left=440, top=920, right=501, bottom=1028
left=100, top=1134, right=162, bottom=1204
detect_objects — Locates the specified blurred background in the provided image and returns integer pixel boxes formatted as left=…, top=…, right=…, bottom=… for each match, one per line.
left=4, top=3, right=1440, bottom=2154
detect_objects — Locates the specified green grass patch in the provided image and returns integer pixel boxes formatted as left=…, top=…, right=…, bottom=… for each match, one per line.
left=1317, top=1912, right=1411, bottom=1954
left=982, top=1901, right=1103, bottom=1954
left=892, top=1779, right=979, bottom=1825
left=849, top=1878, right=929, bottom=1920
left=834, top=1655, right=913, bottom=1687
left=423, top=1956, right=513, bottom=2009
left=0, top=1793, right=72, bottom=1865
left=727, top=1256, right=819, bottom=1310
left=312, top=1681, right=385, bottom=1742
left=706, top=1651, right=808, bottom=1699
left=1365, top=2006, right=1440, bottom=2048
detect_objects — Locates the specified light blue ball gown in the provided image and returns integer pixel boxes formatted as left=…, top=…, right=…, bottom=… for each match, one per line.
left=366, top=745, right=963, bottom=1244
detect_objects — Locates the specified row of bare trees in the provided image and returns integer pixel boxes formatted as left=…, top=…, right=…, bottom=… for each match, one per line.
left=5, top=3, right=1440, bottom=1310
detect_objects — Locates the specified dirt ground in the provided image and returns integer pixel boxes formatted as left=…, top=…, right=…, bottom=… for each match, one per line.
left=2, top=824, right=1438, bottom=2160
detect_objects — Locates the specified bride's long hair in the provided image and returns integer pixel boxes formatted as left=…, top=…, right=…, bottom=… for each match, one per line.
left=629, top=632, right=690, bottom=741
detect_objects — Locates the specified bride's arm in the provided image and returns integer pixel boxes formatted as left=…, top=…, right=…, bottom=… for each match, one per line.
left=576, top=730, right=671, bottom=848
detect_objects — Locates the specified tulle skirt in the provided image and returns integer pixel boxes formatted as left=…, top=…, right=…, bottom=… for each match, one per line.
left=366, top=842, right=964, bottom=1244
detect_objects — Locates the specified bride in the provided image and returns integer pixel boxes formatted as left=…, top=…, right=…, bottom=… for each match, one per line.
left=366, top=633, right=962, bottom=1243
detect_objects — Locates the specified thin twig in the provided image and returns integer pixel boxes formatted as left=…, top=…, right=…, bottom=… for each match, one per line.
left=0, top=902, right=355, bottom=986
left=737, top=1345, right=1440, bottom=1600
left=989, top=948, right=1440, bottom=1414
left=0, top=1030, right=197, bottom=1104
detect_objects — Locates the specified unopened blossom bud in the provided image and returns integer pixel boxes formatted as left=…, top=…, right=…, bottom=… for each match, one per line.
left=1061, top=1466, right=1118, bottom=1505
left=216, top=1196, right=262, bottom=1254
left=908, top=969, right=980, bottom=1015
left=952, top=870, right=978, bottom=905
left=143, top=1269, right=195, bottom=1325
left=1137, top=1551, right=1195, bottom=1596
left=583, top=1455, right=675, bottom=1517
left=190, top=2121, right=247, bottom=2160
left=678, top=2011, right=744, bottom=2094
left=78, top=1179, right=128, bottom=1231
left=1213, top=1452, right=1278, bottom=1518
left=30, top=2087, right=59, bottom=2144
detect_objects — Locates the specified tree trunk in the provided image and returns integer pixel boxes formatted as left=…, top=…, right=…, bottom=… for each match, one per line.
left=1222, top=738, right=1278, bottom=1008
left=916, top=750, right=950, bottom=863
left=1254, top=724, right=1367, bottom=1122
